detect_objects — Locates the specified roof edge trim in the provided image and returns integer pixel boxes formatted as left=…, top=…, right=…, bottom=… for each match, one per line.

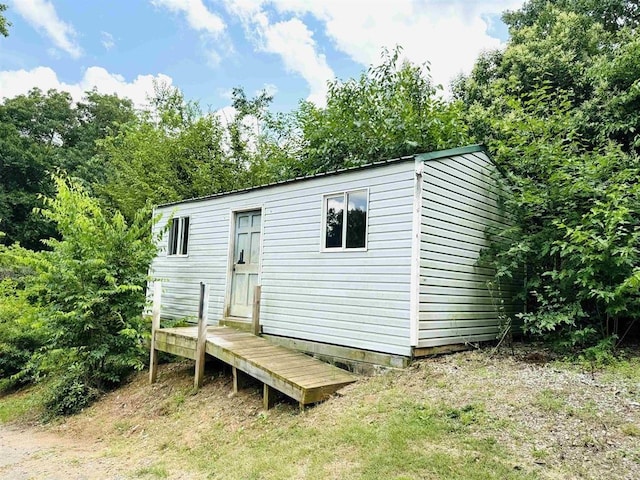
left=415, top=144, right=486, bottom=162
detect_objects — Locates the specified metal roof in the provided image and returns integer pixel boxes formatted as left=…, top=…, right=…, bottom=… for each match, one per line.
left=157, top=144, right=487, bottom=208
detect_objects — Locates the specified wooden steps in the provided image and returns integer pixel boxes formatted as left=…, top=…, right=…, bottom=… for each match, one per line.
left=153, top=326, right=356, bottom=409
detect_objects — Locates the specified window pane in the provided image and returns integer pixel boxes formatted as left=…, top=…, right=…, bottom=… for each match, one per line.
left=168, top=218, right=179, bottom=255
left=325, top=195, right=344, bottom=248
left=180, top=217, right=189, bottom=255
left=346, top=190, right=367, bottom=249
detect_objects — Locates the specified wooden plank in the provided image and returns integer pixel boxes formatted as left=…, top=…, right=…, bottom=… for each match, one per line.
left=194, top=283, right=210, bottom=388
left=235, top=350, right=299, bottom=363
left=251, top=285, right=261, bottom=336
left=290, top=371, right=355, bottom=387
left=262, top=334, right=409, bottom=368
left=303, top=382, right=355, bottom=404
left=265, top=362, right=346, bottom=378
left=148, top=281, right=162, bottom=384
left=412, top=344, right=469, bottom=357
left=155, top=341, right=197, bottom=360
left=153, top=325, right=358, bottom=405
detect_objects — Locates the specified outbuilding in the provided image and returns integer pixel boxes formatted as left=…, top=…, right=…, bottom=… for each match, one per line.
left=150, top=145, right=518, bottom=366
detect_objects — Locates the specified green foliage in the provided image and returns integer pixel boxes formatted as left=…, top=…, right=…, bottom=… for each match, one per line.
left=0, top=88, right=135, bottom=249
left=457, top=1, right=640, bottom=347
left=579, top=336, right=617, bottom=372
left=36, top=176, right=159, bottom=390
left=456, top=0, right=640, bottom=154
left=479, top=90, right=640, bottom=344
left=295, top=47, right=468, bottom=173
left=99, top=83, right=244, bottom=220
left=42, top=361, right=99, bottom=417
left=0, top=175, right=159, bottom=415
left=0, top=3, right=10, bottom=37
left=0, top=244, right=47, bottom=391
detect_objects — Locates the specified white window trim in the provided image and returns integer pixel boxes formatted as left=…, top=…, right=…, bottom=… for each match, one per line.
left=320, top=188, right=369, bottom=252
left=167, top=216, right=190, bottom=257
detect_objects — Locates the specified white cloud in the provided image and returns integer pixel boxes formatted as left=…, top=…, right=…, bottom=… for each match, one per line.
left=151, top=0, right=225, bottom=34
left=268, top=0, right=524, bottom=91
left=0, top=66, right=173, bottom=109
left=262, top=18, right=333, bottom=105
left=151, top=0, right=228, bottom=65
left=224, top=2, right=334, bottom=106
left=101, top=31, right=115, bottom=50
left=11, top=0, right=82, bottom=58
left=261, top=83, right=278, bottom=97
left=224, top=0, right=523, bottom=98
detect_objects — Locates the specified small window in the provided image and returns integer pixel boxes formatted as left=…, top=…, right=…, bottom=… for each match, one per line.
left=323, top=189, right=368, bottom=250
left=168, top=216, right=190, bottom=256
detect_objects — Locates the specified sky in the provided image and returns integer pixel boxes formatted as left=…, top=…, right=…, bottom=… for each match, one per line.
left=0, top=0, right=524, bottom=113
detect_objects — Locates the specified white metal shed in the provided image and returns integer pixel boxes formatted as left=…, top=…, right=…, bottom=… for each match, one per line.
left=150, top=145, right=518, bottom=364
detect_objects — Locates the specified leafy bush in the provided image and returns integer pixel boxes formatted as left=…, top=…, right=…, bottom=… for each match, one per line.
left=481, top=91, right=640, bottom=347
left=0, top=244, right=47, bottom=391
left=1, top=176, right=159, bottom=414
left=35, top=176, right=159, bottom=392
left=42, top=361, right=98, bottom=417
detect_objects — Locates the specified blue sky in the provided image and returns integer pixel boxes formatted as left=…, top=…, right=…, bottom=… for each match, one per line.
left=0, top=0, right=522, bottom=113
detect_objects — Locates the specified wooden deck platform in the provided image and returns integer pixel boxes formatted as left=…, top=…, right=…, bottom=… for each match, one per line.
left=153, top=326, right=357, bottom=409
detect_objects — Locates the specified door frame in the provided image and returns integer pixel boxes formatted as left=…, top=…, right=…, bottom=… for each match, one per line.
left=223, top=205, right=265, bottom=319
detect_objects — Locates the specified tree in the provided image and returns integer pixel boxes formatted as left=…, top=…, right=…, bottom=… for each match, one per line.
left=62, top=89, right=136, bottom=187
left=295, top=47, right=468, bottom=174
left=0, top=88, right=136, bottom=249
left=455, top=0, right=640, bottom=154
left=100, top=84, right=245, bottom=220
left=0, top=3, right=10, bottom=37
left=455, top=1, right=640, bottom=346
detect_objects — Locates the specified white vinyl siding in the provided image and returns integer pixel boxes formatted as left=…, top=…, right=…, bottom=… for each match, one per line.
left=418, top=151, right=519, bottom=348
left=151, top=161, right=415, bottom=356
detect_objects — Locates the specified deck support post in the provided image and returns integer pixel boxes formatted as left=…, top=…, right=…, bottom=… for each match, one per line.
left=263, top=383, right=276, bottom=410
left=149, top=281, right=162, bottom=384
left=194, top=282, right=209, bottom=389
left=232, top=367, right=251, bottom=394
left=251, top=285, right=262, bottom=336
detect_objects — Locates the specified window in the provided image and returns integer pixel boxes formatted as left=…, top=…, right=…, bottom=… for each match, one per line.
left=168, top=216, right=190, bottom=255
left=323, top=189, right=368, bottom=250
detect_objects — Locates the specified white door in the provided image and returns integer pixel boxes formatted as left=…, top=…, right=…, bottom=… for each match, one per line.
left=229, top=210, right=261, bottom=318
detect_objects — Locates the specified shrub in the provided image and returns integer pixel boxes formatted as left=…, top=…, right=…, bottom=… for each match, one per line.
left=482, top=91, right=640, bottom=347
left=35, top=176, right=159, bottom=395
left=1, top=176, right=159, bottom=414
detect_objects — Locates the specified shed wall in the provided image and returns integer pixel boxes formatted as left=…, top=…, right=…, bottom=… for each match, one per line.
left=151, top=161, right=415, bottom=356
left=418, top=151, right=519, bottom=347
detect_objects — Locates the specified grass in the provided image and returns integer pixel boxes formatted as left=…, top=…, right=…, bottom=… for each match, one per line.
left=176, top=398, right=533, bottom=480
left=1, top=346, right=639, bottom=479
left=135, top=464, right=169, bottom=478
left=0, top=384, right=44, bottom=423
left=534, top=389, right=566, bottom=413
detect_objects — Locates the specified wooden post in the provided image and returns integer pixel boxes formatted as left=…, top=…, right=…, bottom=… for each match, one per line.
left=194, top=282, right=209, bottom=389
left=263, top=383, right=276, bottom=410
left=232, top=367, right=251, bottom=394
left=251, top=285, right=262, bottom=336
left=149, top=281, right=162, bottom=384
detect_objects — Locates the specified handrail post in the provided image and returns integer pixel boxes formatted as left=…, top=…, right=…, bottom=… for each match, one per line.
left=149, top=281, right=162, bottom=384
left=194, top=282, right=209, bottom=388
left=251, top=285, right=262, bottom=336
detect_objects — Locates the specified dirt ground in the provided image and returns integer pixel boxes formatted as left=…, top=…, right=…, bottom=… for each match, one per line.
left=0, top=422, right=163, bottom=480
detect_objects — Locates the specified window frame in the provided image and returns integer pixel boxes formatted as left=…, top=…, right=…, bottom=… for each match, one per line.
left=320, top=188, right=369, bottom=252
left=167, top=216, right=190, bottom=257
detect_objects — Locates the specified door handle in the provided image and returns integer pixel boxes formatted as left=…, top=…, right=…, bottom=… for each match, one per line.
left=237, top=249, right=245, bottom=264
